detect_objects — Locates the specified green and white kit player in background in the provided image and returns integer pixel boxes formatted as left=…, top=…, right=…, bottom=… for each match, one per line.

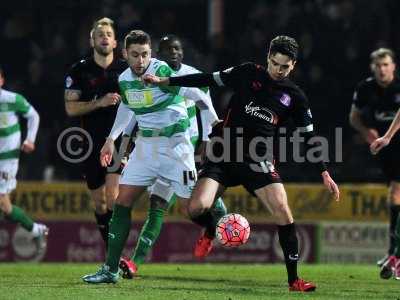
left=82, top=30, right=220, bottom=284
left=0, top=66, right=49, bottom=251
left=118, top=35, right=227, bottom=279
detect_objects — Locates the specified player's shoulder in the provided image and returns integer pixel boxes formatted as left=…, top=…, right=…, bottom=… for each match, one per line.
left=0, top=88, right=19, bottom=103
left=151, top=58, right=175, bottom=76
left=69, top=57, right=92, bottom=72
left=151, top=58, right=168, bottom=69
left=356, top=76, right=375, bottom=90
left=282, top=79, right=308, bottom=103
left=118, top=67, right=133, bottom=81
left=180, top=63, right=201, bottom=75
left=233, top=61, right=259, bottom=72
left=113, top=58, right=128, bottom=72
left=221, top=62, right=258, bottom=79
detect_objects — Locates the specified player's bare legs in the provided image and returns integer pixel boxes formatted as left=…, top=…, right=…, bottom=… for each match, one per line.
left=188, top=177, right=224, bottom=215
left=90, top=185, right=111, bottom=246
left=254, top=183, right=315, bottom=292
left=188, top=177, right=226, bottom=257
left=105, top=173, right=120, bottom=209
left=254, top=183, right=293, bottom=225
left=91, top=186, right=107, bottom=213
left=91, top=174, right=119, bottom=249
left=0, top=193, right=12, bottom=215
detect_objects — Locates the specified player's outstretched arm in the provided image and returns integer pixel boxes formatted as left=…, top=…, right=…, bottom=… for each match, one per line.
left=144, top=72, right=217, bottom=88
left=370, top=108, right=400, bottom=154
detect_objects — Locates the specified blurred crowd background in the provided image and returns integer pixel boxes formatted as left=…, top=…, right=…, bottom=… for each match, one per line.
left=1, top=0, right=399, bottom=183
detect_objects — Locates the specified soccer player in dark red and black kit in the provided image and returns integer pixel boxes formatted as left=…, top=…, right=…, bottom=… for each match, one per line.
left=64, top=18, right=126, bottom=249
left=350, top=48, right=400, bottom=278
left=145, top=35, right=340, bottom=292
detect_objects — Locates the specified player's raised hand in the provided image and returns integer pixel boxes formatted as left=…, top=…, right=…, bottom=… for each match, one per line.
left=321, top=171, right=340, bottom=201
left=143, top=74, right=169, bottom=85
left=370, top=136, right=391, bottom=155
left=21, top=140, right=35, bottom=153
left=100, top=138, right=115, bottom=167
left=98, top=93, right=121, bottom=107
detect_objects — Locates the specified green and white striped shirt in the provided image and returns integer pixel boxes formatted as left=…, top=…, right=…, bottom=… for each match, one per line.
left=110, top=58, right=218, bottom=141
left=0, top=89, right=39, bottom=160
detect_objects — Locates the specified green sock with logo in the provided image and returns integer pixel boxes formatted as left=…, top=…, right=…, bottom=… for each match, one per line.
left=7, top=205, right=34, bottom=231
left=131, top=194, right=177, bottom=265
left=204, top=197, right=227, bottom=237
left=105, top=204, right=132, bottom=273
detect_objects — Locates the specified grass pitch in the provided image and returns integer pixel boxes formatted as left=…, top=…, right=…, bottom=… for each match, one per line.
left=0, top=263, right=398, bottom=300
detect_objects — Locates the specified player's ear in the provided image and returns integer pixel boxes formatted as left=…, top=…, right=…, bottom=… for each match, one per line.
left=112, top=39, right=117, bottom=49
left=122, top=48, right=128, bottom=60
left=89, top=37, right=94, bottom=48
left=370, top=63, right=376, bottom=73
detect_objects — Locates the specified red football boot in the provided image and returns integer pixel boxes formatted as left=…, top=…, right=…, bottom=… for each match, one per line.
left=194, top=232, right=214, bottom=258
left=119, top=257, right=138, bottom=279
left=289, top=278, right=317, bottom=292
left=380, top=255, right=396, bottom=279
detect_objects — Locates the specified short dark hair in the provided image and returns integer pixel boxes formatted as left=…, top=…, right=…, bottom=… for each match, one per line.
left=90, top=17, right=116, bottom=38
left=124, top=30, right=151, bottom=49
left=370, top=48, right=395, bottom=63
left=268, top=35, right=299, bottom=61
left=158, top=34, right=181, bottom=51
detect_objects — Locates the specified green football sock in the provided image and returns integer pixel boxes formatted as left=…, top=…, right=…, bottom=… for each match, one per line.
left=131, top=207, right=166, bottom=265
left=167, top=194, right=177, bottom=211
left=106, top=204, right=132, bottom=273
left=394, top=214, right=400, bottom=257
left=7, top=205, right=34, bottom=231
left=205, top=197, right=228, bottom=237
left=211, top=197, right=227, bottom=221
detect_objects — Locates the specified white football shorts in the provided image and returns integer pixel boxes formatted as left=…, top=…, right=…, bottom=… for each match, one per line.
left=120, top=135, right=196, bottom=199
left=0, top=159, right=18, bottom=194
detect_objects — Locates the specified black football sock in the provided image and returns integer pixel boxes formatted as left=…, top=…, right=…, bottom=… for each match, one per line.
left=277, top=223, right=299, bottom=285
left=95, top=210, right=113, bottom=248
left=191, top=210, right=217, bottom=238
left=389, top=205, right=400, bottom=255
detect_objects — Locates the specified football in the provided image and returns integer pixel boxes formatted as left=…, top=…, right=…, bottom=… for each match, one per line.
left=215, top=213, right=250, bottom=247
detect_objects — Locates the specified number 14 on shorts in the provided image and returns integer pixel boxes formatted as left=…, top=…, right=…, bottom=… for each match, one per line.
left=183, top=170, right=197, bottom=185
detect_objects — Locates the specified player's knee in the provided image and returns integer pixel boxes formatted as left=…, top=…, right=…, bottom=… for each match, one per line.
left=150, top=194, right=169, bottom=210
left=188, top=200, right=207, bottom=218
left=93, top=197, right=107, bottom=213
left=0, top=195, right=11, bottom=215
left=115, top=195, right=131, bottom=206
left=105, top=188, right=118, bottom=203
left=272, top=202, right=292, bottom=223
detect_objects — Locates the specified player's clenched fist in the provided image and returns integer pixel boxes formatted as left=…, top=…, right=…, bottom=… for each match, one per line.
left=98, top=93, right=121, bottom=107
left=143, top=74, right=169, bottom=85
left=100, top=138, right=115, bottom=167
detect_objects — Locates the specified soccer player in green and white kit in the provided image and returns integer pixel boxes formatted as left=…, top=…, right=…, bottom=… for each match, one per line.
left=0, top=66, right=48, bottom=251
left=82, top=30, right=219, bottom=284
left=118, top=35, right=227, bottom=278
